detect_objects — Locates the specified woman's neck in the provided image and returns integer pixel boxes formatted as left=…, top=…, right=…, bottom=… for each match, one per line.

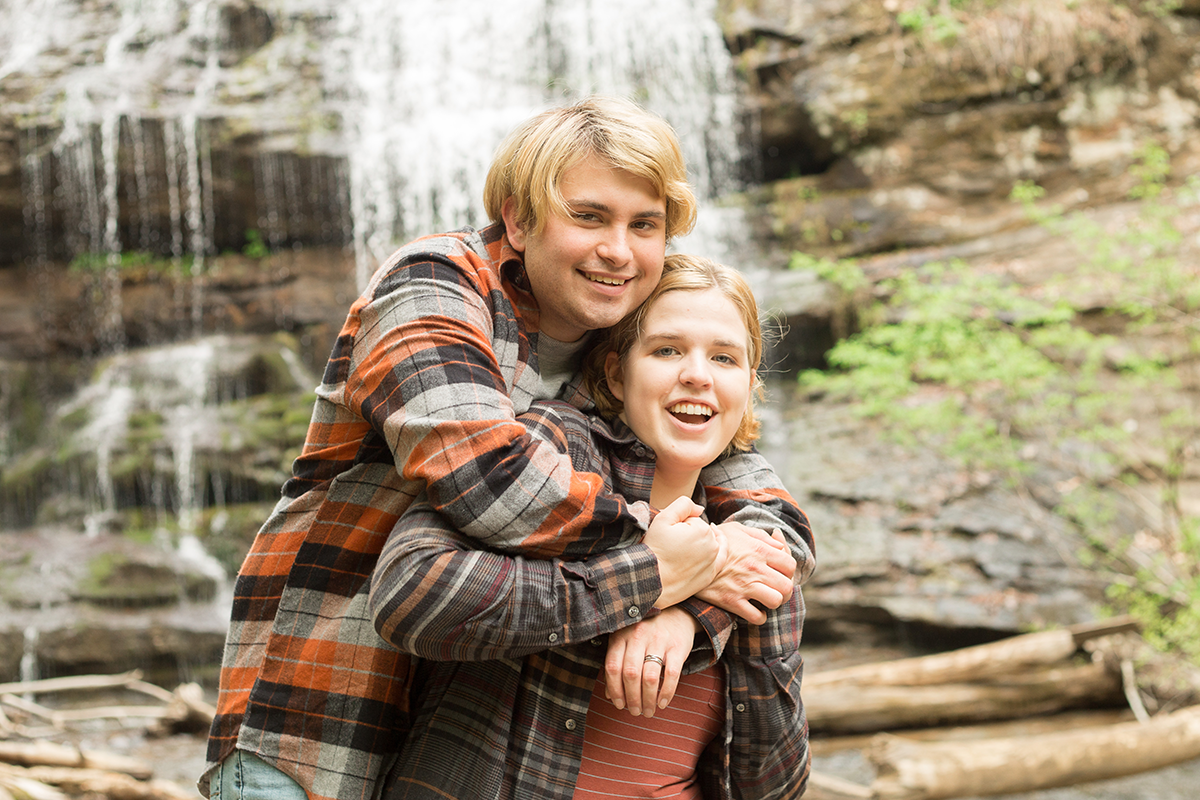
left=649, top=467, right=702, bottom=510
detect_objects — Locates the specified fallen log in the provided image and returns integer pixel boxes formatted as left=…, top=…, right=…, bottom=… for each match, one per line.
left=807, top=660, right=1122, bottom=734
left=806, top=618, right=1140, bottom=690
left=0, top=672, right=146, bottom=697
left=804, top=771, right=873, bottom=799
left=868, top=705, right=1200, bottom=800
left=812, top=708, right=1134, bottom=754
left=0, top=763, right=194, bottom=800
left=0, top=768, right=68, bottom=800
left=0, top=740, right=152, bottom=780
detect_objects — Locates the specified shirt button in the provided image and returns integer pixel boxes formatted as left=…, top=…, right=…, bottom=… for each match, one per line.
left=547, top=633, right=559, bottom=643
left=565, top=719, right=577, bottom=731
left=627, top=606, right=641, bottom=618
left=736, top=703, right=746, bottom=713
left=590, top=638, right=603, bottom=647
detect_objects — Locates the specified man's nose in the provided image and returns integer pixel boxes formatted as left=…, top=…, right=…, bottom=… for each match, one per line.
left=596, top=226, right=632, bottom=265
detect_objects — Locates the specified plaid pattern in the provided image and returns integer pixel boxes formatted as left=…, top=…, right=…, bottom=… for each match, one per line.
left=201, top=222, right=813, bottom=800
left=374, top=403, right=811, bottom=799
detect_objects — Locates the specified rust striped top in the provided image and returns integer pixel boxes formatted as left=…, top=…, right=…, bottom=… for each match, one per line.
left=573, top=664, right=725, bottom=799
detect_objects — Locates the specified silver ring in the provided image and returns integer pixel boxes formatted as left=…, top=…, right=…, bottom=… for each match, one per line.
left=643, top=654, right=665, bottom=668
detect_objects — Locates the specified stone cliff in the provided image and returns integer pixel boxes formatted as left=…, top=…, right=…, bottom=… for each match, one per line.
left=2, top=0, right=1199, bottom=678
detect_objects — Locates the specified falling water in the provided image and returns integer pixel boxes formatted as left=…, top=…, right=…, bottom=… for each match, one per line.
left=20, top=625, right=39, bottom=686
left=324, top=0, right=745, bottom=285
left=3, top=0, right=751, bottom=680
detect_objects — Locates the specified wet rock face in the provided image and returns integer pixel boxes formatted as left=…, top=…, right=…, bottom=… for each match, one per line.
left=2, top=0, right=1199, bottom=680
left=722, top=0, right=1200, bottom=260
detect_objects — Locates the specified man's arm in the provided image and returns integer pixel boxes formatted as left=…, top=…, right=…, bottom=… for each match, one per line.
left=324, top=240, right=647, bottom=558
left=370, top=499, right=714, bottom=661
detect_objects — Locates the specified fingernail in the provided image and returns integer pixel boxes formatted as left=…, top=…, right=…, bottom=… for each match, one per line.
left=613, top=699, right=624, bottom=710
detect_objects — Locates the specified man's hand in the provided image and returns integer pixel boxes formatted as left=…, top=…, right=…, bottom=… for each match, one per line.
left=695, top=523, right=795, bottom=624
left=603, top=607, right=699, bottom=718
left=642, top=496, right=726, bottom=609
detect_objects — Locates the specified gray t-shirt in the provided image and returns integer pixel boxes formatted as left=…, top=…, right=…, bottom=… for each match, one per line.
left=535, top=332, right=591, bottom=400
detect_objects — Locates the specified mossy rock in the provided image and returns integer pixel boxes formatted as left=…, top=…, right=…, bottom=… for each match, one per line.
left=74, top=552, right=217, bottom=608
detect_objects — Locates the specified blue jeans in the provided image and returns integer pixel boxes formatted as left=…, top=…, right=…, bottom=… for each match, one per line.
left=211, top=751, right=308, bottom=800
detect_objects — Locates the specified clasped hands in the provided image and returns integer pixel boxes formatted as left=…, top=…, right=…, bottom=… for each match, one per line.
left=603, top=496, right=796, bottom=717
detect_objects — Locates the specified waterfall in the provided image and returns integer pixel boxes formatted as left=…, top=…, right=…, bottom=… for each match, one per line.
left=324, top=0, right=745, bottom=285
left=1, top=0, right=754, bottom=684
left=8, top=0, right=745, bottom=281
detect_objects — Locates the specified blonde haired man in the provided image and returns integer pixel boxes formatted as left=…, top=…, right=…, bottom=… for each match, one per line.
left=202, top=96, right=810, bottom=800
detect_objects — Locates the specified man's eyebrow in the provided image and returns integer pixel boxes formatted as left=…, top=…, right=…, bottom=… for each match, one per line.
left=567, top=199, right=666, bottom=219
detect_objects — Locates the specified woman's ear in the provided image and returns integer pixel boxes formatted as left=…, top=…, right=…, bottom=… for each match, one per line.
left=501, top=197, right=527, bottom=252
left=604, top=351, right=626, bottom=402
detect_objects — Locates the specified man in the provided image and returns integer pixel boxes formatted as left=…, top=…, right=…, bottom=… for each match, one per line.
left=201, top=96, right=813, bottom=800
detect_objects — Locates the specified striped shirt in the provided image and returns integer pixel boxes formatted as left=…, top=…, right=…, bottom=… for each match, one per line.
left=200, top=223, right=814, bottom=800
left=373, top=402, right=812, bottom=800
left=573, top=665, right=724, bottom=799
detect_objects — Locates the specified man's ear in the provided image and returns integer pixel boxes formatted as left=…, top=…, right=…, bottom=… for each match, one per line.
left=501, top=197, right=527, bottom=252
left=604, top=351, right=625, bottom=402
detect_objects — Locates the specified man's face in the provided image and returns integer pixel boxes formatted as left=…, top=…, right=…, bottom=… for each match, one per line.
left=503, top=156, right=667, bottom=342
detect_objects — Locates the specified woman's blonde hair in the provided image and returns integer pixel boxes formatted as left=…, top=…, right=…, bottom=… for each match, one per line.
left=583, top=253, right=765, bottom=454
left=483, top=96, right=698, bottom=241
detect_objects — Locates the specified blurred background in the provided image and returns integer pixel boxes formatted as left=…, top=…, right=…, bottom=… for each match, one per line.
left=1, top=0, right=1199, bottom=798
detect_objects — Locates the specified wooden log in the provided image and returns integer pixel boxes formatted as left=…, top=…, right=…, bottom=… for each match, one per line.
left=1, top=764, right=195, bottom=800
left=812, top=708, right=1135, bottom=754
left=806, top=617, right=1139, bottom=691
left=869, top=705, right=1200, bottom=800
left=807, top=661, right=1122, bottom=735
left=804, top=771, right=874, bottom=799
left=0, top=740, right=153, bottom=780
left=0, top=766, right=68, bottom=800
left=0, top=672, right=145, bottom=697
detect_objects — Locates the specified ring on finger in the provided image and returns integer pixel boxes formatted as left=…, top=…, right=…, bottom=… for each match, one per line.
left=643, top=654, right=665, bottom=668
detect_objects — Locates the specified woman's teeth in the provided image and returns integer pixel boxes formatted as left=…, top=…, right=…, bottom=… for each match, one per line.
left=669, top=403, right=712, bottom=417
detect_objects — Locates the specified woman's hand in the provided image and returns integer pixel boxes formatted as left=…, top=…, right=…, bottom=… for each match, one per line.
left=602, top=606, right=700, bottom=718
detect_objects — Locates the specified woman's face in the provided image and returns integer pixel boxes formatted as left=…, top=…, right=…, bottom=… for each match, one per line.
left=606, top=288, right=754, bottom=479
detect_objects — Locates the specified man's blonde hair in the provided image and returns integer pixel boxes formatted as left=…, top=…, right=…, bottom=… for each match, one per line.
left=483, top=96, right=697, bottom=240
left=583, top=253, right=764, bottom=453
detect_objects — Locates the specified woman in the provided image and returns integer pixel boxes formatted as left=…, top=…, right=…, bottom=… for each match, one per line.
left=370, top=254, right=811, bottom=799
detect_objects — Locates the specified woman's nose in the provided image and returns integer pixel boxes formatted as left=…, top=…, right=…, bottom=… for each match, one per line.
left=679, top=356, right=712, bottom=387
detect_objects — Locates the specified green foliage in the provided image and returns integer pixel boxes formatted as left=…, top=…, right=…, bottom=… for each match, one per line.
left=898, top=6, right=965, bottom=42
left=801, top=141, right=1200, bottom=660
left=1141, top=0, right=1183, bottom=18
left=789, top=251, right=867, bottom=294
left=243, top=228, right=270, bottom=259
left=69, top=250, right=194, bottom=275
